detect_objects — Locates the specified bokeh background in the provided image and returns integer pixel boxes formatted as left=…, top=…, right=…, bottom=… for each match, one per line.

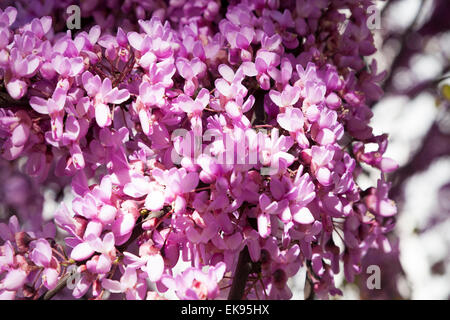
left=289, top=0, right=450, bottom=300
left=0, top=0, right=449, bottom=300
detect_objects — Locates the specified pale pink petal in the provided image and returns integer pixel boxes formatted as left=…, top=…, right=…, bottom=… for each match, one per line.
left=218, top=64, right=234, bottom=82
left=214, top=78, right=231, bottom=97
left=181, top=172, right=199, bottom=193
left=29, top=96, right=49, bottom=114
left=144, top=190, right=165, bottom=211
left=121, top=267, right=137, bottom=289
left=103, top=232, right=115, bottom=252
left=257, top=213, right=270, bottom=238
left=98, top=205, right=117, bottom=225
left=292, top=206, right=314, bottom=224
left=95, top=103, right=111, bottom=127
left=3, top=269, right=27, bottom=291
left=102, top=279, right=123, bottom=293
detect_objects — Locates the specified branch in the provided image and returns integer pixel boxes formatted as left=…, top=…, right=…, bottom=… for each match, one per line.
left=0, top=91, right=30, bottom=109
left=227, top=246, right=252, bottom=300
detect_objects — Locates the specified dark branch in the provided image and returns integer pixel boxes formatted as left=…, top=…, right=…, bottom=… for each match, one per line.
left=227, top=246, right=252, bottom=300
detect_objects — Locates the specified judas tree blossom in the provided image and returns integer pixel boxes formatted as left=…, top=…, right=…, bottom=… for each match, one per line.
left=0, top=0, right=399, bottom=301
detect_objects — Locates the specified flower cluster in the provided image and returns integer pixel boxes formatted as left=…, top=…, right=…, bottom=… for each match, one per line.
left=0, top=0, right=397, bottom=300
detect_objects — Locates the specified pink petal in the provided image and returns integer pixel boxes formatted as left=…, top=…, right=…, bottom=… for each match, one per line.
left=225, top=101, right=241, bottom=118
left=145, top=254, right=164, bottom=282
left=121, top=267, right=137, bottom=289
left=269, top=90, right=282, bottom=107
left=139, top=109, right=150, bottom=136
left=102, top=279, right=123, bottom=293
left=71, top=242, right=95, bottom=261
left=95, top=103, right=111, bottom=128
left=257, top=213, right=270, bottom=238
left=6, top=78, right=27, bottom=100
left=103, top=232, right=115, bottom=252
left=11, top=123, right=30, bottom=146
left=43, top=268, right=59, bottom=290
left=316, top=167, right=332, bottom=186
left=292, top=206, right=314, bottom=224
left=82, top=71, right=101, bottom=97
left=315, top=128, right=335, bottom=145
left=3, top=269, right=27, bottom=291
left=30, top=96, right=49, bottom=114
left=99, top=205, right=117, bottom=225
left=144, top=190, right=165, bottom=211
left=214, top=78, right=231, bottom=97
left=379, top=157, right=398, bottom=173
left=123, top=173, right=150, bottom=197
left=218, top=64, right=234, bottom=83
left=112, top=212, right=135, bottom=237
left=181, top=172, right=199, bottom=193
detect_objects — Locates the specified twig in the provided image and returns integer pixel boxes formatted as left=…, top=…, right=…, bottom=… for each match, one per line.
left=227, top=246, right=252, bottom=300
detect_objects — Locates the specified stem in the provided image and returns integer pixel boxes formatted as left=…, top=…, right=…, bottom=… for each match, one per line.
left=227, top=246, right=252, bottom=300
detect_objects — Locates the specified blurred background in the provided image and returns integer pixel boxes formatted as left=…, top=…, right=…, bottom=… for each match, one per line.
left=0, top=0, right=449, bottom=300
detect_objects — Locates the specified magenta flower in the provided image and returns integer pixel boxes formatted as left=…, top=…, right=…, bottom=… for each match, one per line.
left=269, top=84, right=302, bottom=110
left=0, top=269, right=27, bottom=292
left=0, top=216, right=20, bottom=242
left=84, top=232, right=116, bottom=274
left=52, top=54, right=85, bottom=78
left=364, top=178, right=397, bottom=217
left=309, top=145, right=335, bottom=186
left=254, top=50, right=280, bottom=90
left=214, top=64, right=247, bottom=101
left=259, top=128, right=295, bottom=175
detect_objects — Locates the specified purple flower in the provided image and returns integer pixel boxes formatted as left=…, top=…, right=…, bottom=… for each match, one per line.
left=269, top=84, right=301, bottom=109
left=30, top=87, right=67, bottom=141
left=257, top=194, right=278, bottom=238
left=160, top=262, right=226, bottom=300
left=364, top=178, right=397, bottom=217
